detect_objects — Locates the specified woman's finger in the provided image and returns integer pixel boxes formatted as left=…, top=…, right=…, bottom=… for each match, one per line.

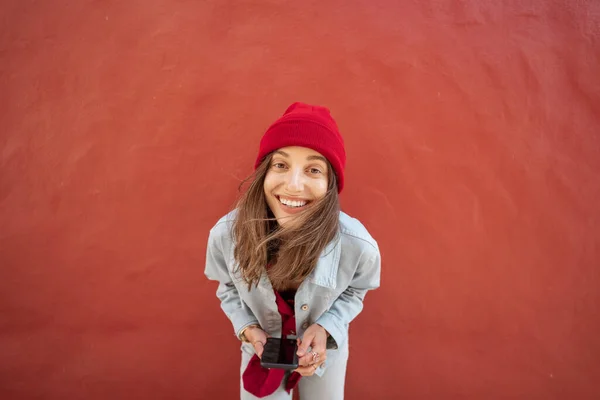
left=298, top=353, right=312, bottom=367
left=298, top=351, right=327, bottom=367
left=296, top=332, right=315, bottom=357
left=252, top=340, right=266, bottom=359
left=293, top=359, right=325, bottom=376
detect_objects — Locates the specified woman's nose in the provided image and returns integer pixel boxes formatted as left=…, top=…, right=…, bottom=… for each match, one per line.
left=286, top=168, right=305, bottom=192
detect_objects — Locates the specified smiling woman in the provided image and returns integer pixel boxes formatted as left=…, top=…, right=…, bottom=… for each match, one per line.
left=264, top=147, right=330, bottom=222
left=204, top=102, right=381, bottom=400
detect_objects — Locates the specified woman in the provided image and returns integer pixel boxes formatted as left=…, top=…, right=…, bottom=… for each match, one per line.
left=204, top=102, right=381, bottom=399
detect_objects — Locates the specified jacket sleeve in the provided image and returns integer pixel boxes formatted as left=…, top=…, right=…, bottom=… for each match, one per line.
left=204, top=226, right=259, bottom=339
left=315, top=246, right=381, bottom=350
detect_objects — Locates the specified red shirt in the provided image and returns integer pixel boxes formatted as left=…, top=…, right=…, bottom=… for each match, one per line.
left=241, top=289, right=302, bottom=398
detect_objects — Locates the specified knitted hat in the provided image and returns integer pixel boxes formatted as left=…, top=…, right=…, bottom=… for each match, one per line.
left=254, top=102, right=346, bottom=192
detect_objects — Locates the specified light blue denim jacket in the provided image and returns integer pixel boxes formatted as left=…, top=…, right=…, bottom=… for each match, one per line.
left=204, top=209, right=381, bottom=376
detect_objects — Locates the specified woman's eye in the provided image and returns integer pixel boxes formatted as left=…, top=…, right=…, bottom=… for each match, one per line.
left=309, top=168, right=323, bottom=174
left=273, top=163, right=286, bottom=169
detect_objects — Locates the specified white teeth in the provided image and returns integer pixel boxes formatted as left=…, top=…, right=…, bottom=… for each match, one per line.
left=279, top=197, right=307, bottom=208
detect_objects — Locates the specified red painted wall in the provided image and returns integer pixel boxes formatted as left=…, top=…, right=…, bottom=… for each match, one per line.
left=1, top=0, right=599, bottom=399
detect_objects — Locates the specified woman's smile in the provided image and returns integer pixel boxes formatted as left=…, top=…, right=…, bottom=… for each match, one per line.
left=274, top=195, right=312, bottom=215
left=263, top=146, right=329, bottom=226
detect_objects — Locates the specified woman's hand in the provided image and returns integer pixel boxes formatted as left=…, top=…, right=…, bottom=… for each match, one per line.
left=294, top=324, right=328, bottom=376
left=244, top=326, right=269, bottom=359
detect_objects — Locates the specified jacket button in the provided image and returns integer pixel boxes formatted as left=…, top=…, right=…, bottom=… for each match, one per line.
left=302, top=322, right=309, bottom=329
left=301, top=304, right=309, bottom=311
left=289, top=330, right=295, bottom=335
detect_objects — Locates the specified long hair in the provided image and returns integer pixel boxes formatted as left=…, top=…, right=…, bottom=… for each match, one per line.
left=231, top=153, right=340, bottom=291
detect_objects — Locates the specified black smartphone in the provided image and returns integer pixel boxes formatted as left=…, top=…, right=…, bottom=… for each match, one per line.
left=260, top=337, right=299, bottom=370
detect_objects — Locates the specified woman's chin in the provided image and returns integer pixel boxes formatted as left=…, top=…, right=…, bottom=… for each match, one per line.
left=275, top=214, right=299, bottom=228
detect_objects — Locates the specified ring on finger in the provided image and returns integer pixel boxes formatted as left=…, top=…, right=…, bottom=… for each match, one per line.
left=311, top=351, right=319, bottom=362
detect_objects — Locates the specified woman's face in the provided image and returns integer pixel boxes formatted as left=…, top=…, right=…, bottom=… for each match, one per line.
left=263, top=146, right=329, bottom=227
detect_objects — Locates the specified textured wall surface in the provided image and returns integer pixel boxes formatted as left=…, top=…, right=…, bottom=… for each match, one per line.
left=1, top=0, right=599, bottom=399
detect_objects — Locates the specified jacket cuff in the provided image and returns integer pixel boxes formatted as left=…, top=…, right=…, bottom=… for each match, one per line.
left=316, top=312, right=346, bottom=350
left=232, top=312, right=260, bottom=340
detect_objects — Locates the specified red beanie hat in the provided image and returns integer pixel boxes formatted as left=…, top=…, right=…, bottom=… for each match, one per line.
left=254, top=102, right=346, bottom=193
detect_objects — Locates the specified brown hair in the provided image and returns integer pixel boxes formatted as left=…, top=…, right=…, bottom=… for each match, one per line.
left=231, top=153, right=340, bottom=291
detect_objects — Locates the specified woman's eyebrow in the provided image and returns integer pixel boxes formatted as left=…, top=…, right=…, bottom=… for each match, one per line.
left=307, top=155, right=327, bottom=163
left=273, top=151, right=326, bottom=164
